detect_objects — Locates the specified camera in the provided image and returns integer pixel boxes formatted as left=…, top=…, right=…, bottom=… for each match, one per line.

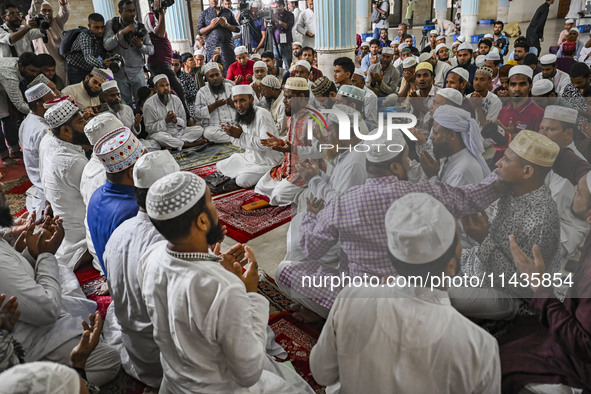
left=131, top=22, right=148, bottom=39
left=422, top=28, right=429, bottom=36
left=31, top=14, right=50, bottom=30
left=160, top=0, right=175, bottom=9
left=107, top=54, right=125, bottom=74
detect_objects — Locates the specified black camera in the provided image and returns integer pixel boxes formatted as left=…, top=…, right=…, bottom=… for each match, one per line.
left=131, top=22, right=148, bottom=39
left=160, top=0, right=175, bottom=9
left=422, top=28, right=429, bottom=36
left=32, top=14, right=50, bottom=30
left=107, top=54, right=125, bottom=73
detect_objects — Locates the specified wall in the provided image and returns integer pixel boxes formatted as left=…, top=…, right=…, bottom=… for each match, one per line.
left=60, top=0, right=119, bottom=30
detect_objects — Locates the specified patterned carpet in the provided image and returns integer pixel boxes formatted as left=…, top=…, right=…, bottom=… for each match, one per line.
left=172, top=142, right=244, bottom=170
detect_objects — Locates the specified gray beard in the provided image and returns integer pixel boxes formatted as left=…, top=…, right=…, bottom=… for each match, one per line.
left=158, top=93, right=170, bottom=104
left=110, top=102, right=123, bottom=112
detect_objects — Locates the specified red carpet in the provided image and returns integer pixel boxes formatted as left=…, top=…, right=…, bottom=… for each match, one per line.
left=74, top=265, right=112, bottom=319
left=214, top=189, right=293, bottom=243
left=188, top=163, right=218, bottom=178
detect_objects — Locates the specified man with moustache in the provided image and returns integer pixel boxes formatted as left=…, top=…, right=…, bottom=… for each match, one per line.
left=366, top=47, right=400, bottom=97
left=447, top=42, right=477, bottom=93
left=429, top=44, right=452, bottom=87
left=101, top=80, right=141, bottom=134
left=259, top=75, right=286, bottom=136
left=62, top=67, right=109, bottom=112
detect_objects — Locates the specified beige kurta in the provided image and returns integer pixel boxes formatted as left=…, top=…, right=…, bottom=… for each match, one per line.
left=62, top=81, right=100, bottom=111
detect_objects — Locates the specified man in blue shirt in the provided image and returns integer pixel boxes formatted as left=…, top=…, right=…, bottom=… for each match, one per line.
left=361, top=39, right=381, bottom=73
left=244, top=1, right=267, bottom=53
left=393, top=23, right=416, bottom=47
left=87, top=128, right=144, bottom=275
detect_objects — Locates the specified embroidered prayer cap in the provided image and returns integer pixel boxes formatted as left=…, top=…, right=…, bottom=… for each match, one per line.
left=261, top=75, right=281, bottom=89
left=27, top=73, right=50, bottom=89
left=509, top=129, right=559, bottom=167
left=402, top=57, right=417, bottom=69
left=508, top=64, right=534, bottom=81
left=457, top=42, right=473, bottom=52
left=360, top=42, right=369, bottom=48
left=84, top=112, right=125, bottom=145
left=133, top=150, right=180, bottom=189
left=296, top=59, right=311, bottom=71
left=147, top=172, right=207, bottom=221
left=450, top=67, right=469, bottom=82
left=436, top=88, right=463, bottom=106
left=90, top=67, right=111, bottom=81
left=475, top=55, right=486, bottom=68
left=234, top=45, right=248, bottom=55
left=386, top=193, right=456, bottom=264
left=566, top=18, right=575, bottom=24
left=232, top=84, right=255, bottom=97
left=532, top=79, right=554, bottom=96
left=418, top=52, right=432, bottom=63
left=429, top=29, right=438, bottom=36
left=101, top=80, right=119, bottom=92
left=94, top=128, right=144, bottom=173
left=25, top=83, right=52, bottom=103
left=0, top=361, right=80, bottom=394
left=292, top=41, right=303, bottom=47
left=435, top=43, right=447, bottom=53
left=365, top=132, right=406, bottom=163
left=485, top=52, right=501, bottom=61
left=43, top=95, right=76, bottom=109
left=382, top=47, right=394, bottom=55
left=311, top=76, right=333, bottom=96
left=415, top=62, right=433, bottom=73
left=539, top=54, right=558, bottom=65
left=284, top=77, right=309, bottom=91
left=543, top=105, right=578, bottom=124
left=337, top=85, right=365, bottom=102
left=253, top=60, right=267, bottom=70
left=475, top=66, right=494, bottom=79
left=354, top=68, right=365, bottom=77
left=153, top=74, right=169, bottom=85
left=203, top=62, right=221, bottom=74
left=44, top=100, right=80, bottom=129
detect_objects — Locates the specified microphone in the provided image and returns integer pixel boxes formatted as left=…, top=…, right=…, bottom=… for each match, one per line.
left=481, top=122, right=511, bottom=150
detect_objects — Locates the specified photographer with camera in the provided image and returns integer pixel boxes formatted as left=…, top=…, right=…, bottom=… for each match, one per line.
left=197, top=0, right=240, bottom=74
left=66, top=13, right=111, bottom=84
left=371, top=0, right=390, bottom=40
left=242, top=1, right=267, bottom=54
left=0, top=3, right=46, bottom=57
left=269, top=0, right=294, bottom=70
left=104, top=0, right=154, bottom=107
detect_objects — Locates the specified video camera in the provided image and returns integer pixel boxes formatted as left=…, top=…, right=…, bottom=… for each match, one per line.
left=422, top=28, right=429, bottom=37
left=151, top=0, right=175, bottom=12
left=106, top=54, right=125, bottom=74
left=31, top=14, right=50, bottom=30
left=239, top=0, right=276, bottom=25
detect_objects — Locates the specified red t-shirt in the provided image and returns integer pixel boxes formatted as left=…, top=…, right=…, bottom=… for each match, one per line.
left=226, top=59, right=255, bottom=85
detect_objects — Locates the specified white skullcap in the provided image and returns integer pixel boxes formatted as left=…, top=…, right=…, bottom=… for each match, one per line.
left=101, top=80, right=119, bottom=91
left=250, top=53, right=262, bottom=60
left=366, top=37, right=373, bottom=42
left=485, top=52, right=501, bottom=61
left=194, top=50, right=204, bottom=57
left=360, top=42, right=370, bottom=48
left=570, top=27, right=580, bottom=33
left=44, top=100, right=79, bottom=129
left=261, top=75, right=281, bottom=89
left=418, top=52, right=432, bottom=63
left=430, top=29, right=438, bottom=36
left=353, top=68, right=365, bottom=77
left=483, top=33, right=493, bottom=39
left=234, top=45, right=248, bottom=55
left=292, top=41, right=302, bottom=47
left=531, top=79, right=555, bottom=96
left=147, top=172, right=207, bottom=221
left=475, top=55, right=486, bottom=68
left=508, top=65, right=534, bottom=80
left=432, top=18, right=438, bottom=22
left=232, top=84, right=255, bottom=96
left=133, top=150, right=180, bottom=189
left=540, top=54, right=558, bottom=65
left=25, top=83, right=52, bottom=103
left=458, top=42, right=473, bottom=52
left=452, top=40, right=461, bottom=47
left=436, top=35, right=445, bottom=41
left=386, top=193, right=456, bottom=264
left=566, top=18, right=575, bottom=24
left=203, top=62, right=221, bottom=74
left=390, top=41, right=399, bottom=47
left=41, top=0, right=52, bottom=6
left=436, top=88, right=463, bottom=106
left=365, top=131, right=406, bottom=163
left=338, top=84, right=365, bottom=102
left=450, top=67, right=469, bottom=82
left=435, top=43, right=447, bottom=53
left=284, top=77, right=309, bottom=91
left=382, top=47, right=394, bottom=55
left=544, top=105, right=578, bottom=124
left=457, top=35, right=467, bottom=43
left=398, top=43, right=409, bottom=50
left=27, top=73, right=50, bottom=89
left=0, top=361, right=80, bottom=394
left=402, top=57, right=417, bottom=69
left=153, top=74, right=169, bottom=84
left=84, top=112, right=125, bottom=145
left=253, top=60, right=267, bottom=70
left=296, top=59, right=312, bottom=71
left=251, top=1, right=261, bottom=7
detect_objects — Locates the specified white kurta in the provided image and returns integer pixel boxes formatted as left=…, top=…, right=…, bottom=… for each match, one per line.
left=80, top=155, right=106, bottom=273
left=137, top=242, right=314, bottom=394
left=195, top=81, right=237, bottom=144
left=104, top=211, right=164, bottom=388
left=310, top=285, right=501, bottom=393
left=216, top=106, right=284, bottom=188
left=108, top=104, right=136, bottom=134
left=532, top=69, right=571, bottom=96
left=19, top=113, right=49, bottom=215
left=362, top=86, right=379, bottom=131
left=295, top=8, right=315, bottom=48
left=269, top=91, right=287, bottom=136
left=434, top=60, right=452, bottom=88
left=144, top=93, right=203, bottom=150
left=62, top=82, right=100, bottom=111
left=438, top=148, right=486, bottom=187
left=39, top=134, right=89, bottom=269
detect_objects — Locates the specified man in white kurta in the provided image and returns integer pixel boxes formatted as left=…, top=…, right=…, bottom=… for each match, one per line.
left=101, top=80, right=138, bottom=134
left=216, top=85, right=284, bottom=188
left=352, top=68, right=379, bottom=131
left=295, top=0, right=315, bottom=49
left=259, top=75, right=287, bottom=136
left=310, top=193, right=501, bottom=393
left=143, top=74, right=204, bottom=150
left=533, top=54, right=571, bottom=96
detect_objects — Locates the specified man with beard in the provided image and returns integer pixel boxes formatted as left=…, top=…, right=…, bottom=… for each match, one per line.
left=259, top=75, right=286, bottom=136
left=299, top=46, right=323, bottom=82
left=447, top=42, right=477, bottom=94
left=311, top=76, right=337, bottom=109
left=62, top=67, right=108, bottom=112
left=143, top=74, right=205, bottom=150
left=250, top=61, right=267, bottom=99
left=435, top=42, right=450, bottom=64
left=512, top=39, right=529, bottom=65
left=445, top=68, right=476, bottom=117
left=492, top=21, right=508, bottom=57
left=425, top=44, right=452, bottom=88
left=485, top=52, right=502, bottom=90
left=87, top=128, right=143, bottom=276
left=101, top=80, right=141, bottom=134
left=366, top=47, right=400, bottom=97
left=361, top=39, right=381, bottom=73
left=172, top=53, right=198, bottom=121
left=352, top=68, right=379, bottom=131
left=40, top=99, right=91, bottom=270
left=291, top=41, right=303, bottom=67
left=196, top=62, right=237, bottom=144
left=214, top=85, right=283, bottom=188
left=0, top=3, right=46, bottom=57
left=533, top=54, right=570, bottom=96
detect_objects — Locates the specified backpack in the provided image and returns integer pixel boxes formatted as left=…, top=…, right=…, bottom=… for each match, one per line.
left=59, top=26, right=89, bottom=58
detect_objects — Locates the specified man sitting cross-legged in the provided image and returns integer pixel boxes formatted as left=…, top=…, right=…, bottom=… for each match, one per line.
left=259, top=75, right=287, bottom=136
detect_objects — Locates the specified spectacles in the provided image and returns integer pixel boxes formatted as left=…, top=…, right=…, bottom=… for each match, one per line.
left=40, top=9, right=54, bottom=14
left=5, top=12, right=22, bottom=17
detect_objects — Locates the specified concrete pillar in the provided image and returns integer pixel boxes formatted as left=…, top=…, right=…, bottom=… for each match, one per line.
left=497, top=0, right=509, bottom=25
left=92, top=0, right=116, bottom=20
left=315, top=0, right=357, bottom=78
left=356, top=0, right=371, bottom=36
left=434, top=0, right=446, bottom=32
left=164, top=0, right=192, bottom=53
left=460, top=0, right=479, bottom=39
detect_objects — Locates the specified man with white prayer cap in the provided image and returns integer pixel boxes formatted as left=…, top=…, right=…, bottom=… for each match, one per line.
left=87, top=128, right=144, bottom=276
left=533, top=54, right=570, bottom=95
left=310, top=193, right=501, bottom=393
left=450, top=130, right=561, bottom=320
left=531, top=78, right=556, bottom=97
left=214, top=85, right=283, bottom=188
left=100, top=80, right=140, bottom=135
left=143, top=74, right=205, bottom=150
left=259, top=75, right=287, bottom=135
left=227, top=45, right=255, bottom=85
left=137, top=172, right=314, bottom=393
left=558, top=18, right=576, bottom=45
left=421, top=29, right=439, bottom=53
left=196, top=62, right=237, bottom=144
left=103, top=150, right=180, bottom=390
left=398, top=57, right=418, bottom=98
left=484, top=52, right=502, bottom=90
left=423, top=43, right=452, bottom=87
left=251, top=60, right=268, bottom=98
left=366, top=46, right=401, bottom=97
left=449, top=41, right=477, bottom=93
left=467, top=66, right=503, bottom=125
left=39, top=100, right=91, bottom=269
left=435, top=42, right=450, bottom=63
left=0, top=361, right=83, bottom=394
left=434, top=87, right=463, bottom=107
left=19, top=83, right=56, bottom=216
left=62, top=67, right=110, bottom=111
left=350, top=68, right=379, bottom=131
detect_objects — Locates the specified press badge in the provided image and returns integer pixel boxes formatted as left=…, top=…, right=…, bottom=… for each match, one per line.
left=280, top=33, right=287, bottom=44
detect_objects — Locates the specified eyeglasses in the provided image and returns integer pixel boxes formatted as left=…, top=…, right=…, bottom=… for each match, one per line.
left=40, top=9, right=53, bottom=14
left=5, top=12, right=22, bottom=17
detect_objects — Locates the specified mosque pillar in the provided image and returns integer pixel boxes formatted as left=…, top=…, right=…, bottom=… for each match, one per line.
left=356, top=0, right=372, bottom=36
left=164, top=0, right=192, bottom=53
left=460, top=0, right=480, bottom=39
left=92, top=0, right=116, bottom=20
left=497, top=0, right=510, bottom=25
left=434, top=0, right=447, bottom=25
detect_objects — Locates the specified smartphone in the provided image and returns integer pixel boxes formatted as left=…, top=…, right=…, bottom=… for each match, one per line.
left=95, top=103, right=109, bottom=113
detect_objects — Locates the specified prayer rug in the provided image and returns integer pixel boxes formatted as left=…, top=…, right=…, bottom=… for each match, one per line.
left=187, top=163, right=218, bottom=178
left=5, top=176, right=31, bottom=217
left=213, top=189, right=293, bottom=243
left=172, top=143, right=244, bottom=170
left=74, top=265, right=112, bottom=319
left=258, top=272, right=293, bottom=315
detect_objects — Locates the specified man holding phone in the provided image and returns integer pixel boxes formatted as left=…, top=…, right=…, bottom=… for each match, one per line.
left=197, top=0, right=240, bottom=73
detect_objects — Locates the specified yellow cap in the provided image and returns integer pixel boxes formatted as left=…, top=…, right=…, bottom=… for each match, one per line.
left=415, top=62, right=434, bottom=73
left=509, top=130, right=559, bottom=167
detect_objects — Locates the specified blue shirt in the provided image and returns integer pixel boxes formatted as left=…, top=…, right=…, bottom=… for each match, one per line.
left=249, top=16, right=267, bottom=47
left=393, top=34, right=416, bottom=47
left=361, top=53, right=380, bottom=72
left=87, top=181, right=139, bottom=276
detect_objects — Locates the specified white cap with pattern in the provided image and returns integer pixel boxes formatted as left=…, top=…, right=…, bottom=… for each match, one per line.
left=253, top=60, right=267, bottom=70
left=261, top=75, right=281, bottom=89
left=25, top=83, right=52, bottom=103
left=101, top=80, right=119, bottom=92
left=365, top=132, right=406, bottom=163
left=44, top=100, right=80, bottom=129
left=84, top=112, right=125, bottom=145
left=147, top=172, right=207, bottom=220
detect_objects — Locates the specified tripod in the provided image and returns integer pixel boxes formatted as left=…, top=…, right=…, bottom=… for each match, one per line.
left=419, top=30, right=429, bottom=51
left=264, top=20, right=283, bottom=64
left=240, top=18, right=254, bottom=53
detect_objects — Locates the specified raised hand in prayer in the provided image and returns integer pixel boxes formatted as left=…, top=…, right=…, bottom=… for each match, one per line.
left=409, top=127, right=427, bottom=146
left=509, top=235, right=546, bottom=292
left=224, top=245, right=259, bottom=292
left=261, top=131, right=291, bottom=153
left=83, top=106, right=98, bottom=121
left=14, top=211, right=36, bottom=252
left=234, top=75, right=244, bottom=84
left=25, top=216, right=65, bottom=259
left=419, top=150, right=440, bottom=178
left=0, top=294, right=20, bottom=333
left=461, top=211, right=489, bottom=244
left=70, top=311, right=103, bottom=370
left=246, top=74, right=253, bottom=82
left=214, top=243, right=248, bottom=273
left=221, top=122, right=243, bottom=138
left=297, top=160, right=320, bottom=181
left=370, top=71, right=383, bottom=85
left=165, top=110, right=177, bottom=124
left=306, top=197, right=325, bottom=214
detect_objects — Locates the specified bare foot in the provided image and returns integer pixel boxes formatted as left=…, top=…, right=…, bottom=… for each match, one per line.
left=96, top=282, right=110, bottom=296
left=289, top=303, right=302, bottom=312
left=182, top=139, right=208, bottom=149
left=292, top=304, right=324, bottom=323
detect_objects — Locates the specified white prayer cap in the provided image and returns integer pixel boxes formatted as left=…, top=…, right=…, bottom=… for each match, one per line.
left=353, top=68, right=365, bottom=77
left=360, top=42, right=370, bottom=48
left=44, top=100, right=80, bottom=129
left=25, top=83, right=52, bottom=103
left=153, top=74, right=169, bottom=85
left=296, top=59, right=311, bottom=71
left=432, top=18, right=437, bottom=23
left=337, top=84, right=365, bottom=102
left=458, top=42, right=473, bottom=52
left=457, top=35, right=467, bottom=43
left=452, top=40, right=461, bottom=47
left=133, top=150, right=180, bottom=189
left=251, top=1, right=261, bottom=7
left=566, top=18, right=575, bottom=24
left=84, top=112, right=125, bottom=145
left=436, top=35, right=445, bottom=41
left=90, top=67, right=111, bottom=81
left=94, top=128, right=143, bottom=173
left=450, top=67, right=469, bottom=82
left=483, top=33, right=493, bottom=39
left=402, top=57, right=417, bottom=69
left=485, top=52, right=501, bottom=61
left=366, top=37, right=373, bottom=42
left=261, top=75, right=281, bottom=89
left=292, top=41, right=303, bottom=47
left=475, top=55, right=486, bottom=68
left=232, top=84, right=254, bottom=97
left=27, top=73, right=50, bottom=89
left=390, top=41, right=399, bottom=48
left=543, top=105, right=578, bottom=124
left=436, top=88, right=463, bottom=106
left=284, top=77, right=309, bottom=91
left=147, top=172, right=207, bottom=221
left=398, top=43, right=409, bottom=50
left=0, top=361, right=80, bottom=394
left=101, top=80, right=119, bottom=92
left=250, top=53, right=262, bottom=60
left=203, top=62, right=221, bottom=74
left=435, top=43, right=447, bottom=53
left=386, top=193, right=456, bottom=265
left=382, top=47, right=394, bottom=55
left=253, top=60, right=267, bottom=70
left=532, top=79, right=554, bottom=96
left=366, top=132, right=406, bottom=163
left=429, top=29, right=438, bottom=36
left=194, top=49, right=204, bottom=57
left=41, top=0, right=52, bottom=6
left=540, top=54, right=558, bottom=65
left=234, top=45, right=248, bottom=55
left=418, top=52, right=432, bottom=63
left=508, top=64, right=534, bottom=80
left=570, top=27, right=580, bottom=33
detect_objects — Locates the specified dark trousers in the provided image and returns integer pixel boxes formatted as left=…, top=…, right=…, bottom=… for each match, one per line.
left=274, top=43, right=293, bottom=70
left=148, top=61, right=189, bottom=115
left=0, top=116, right=21, bottom=157
left=67, top=64, right=90, bottom=85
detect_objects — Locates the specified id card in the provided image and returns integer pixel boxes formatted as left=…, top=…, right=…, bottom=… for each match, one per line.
left=280, top=33, right=287, bottom=44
